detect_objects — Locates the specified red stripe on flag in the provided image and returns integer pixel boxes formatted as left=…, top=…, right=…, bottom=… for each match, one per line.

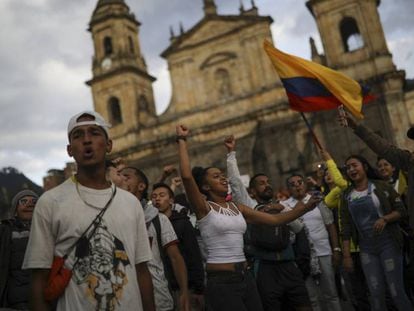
left=363, top=94, right=376, bottom=104
left=286, top=93, right=375, bottom=112
left=287, top=93, right=341, bottom=112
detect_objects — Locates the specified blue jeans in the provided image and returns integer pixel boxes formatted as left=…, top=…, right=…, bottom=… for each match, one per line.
left=305, top=255, right=342, bottom=311
left=360, top=238, right=412, bottom=311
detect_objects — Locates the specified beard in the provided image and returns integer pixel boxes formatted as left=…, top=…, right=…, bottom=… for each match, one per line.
left=259, top=186, right=274, bottom=201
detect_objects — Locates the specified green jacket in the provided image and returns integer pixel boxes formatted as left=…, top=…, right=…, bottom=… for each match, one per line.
left=354, top=124, right=414, bottom=230
left=340, top=179, right=407, bottom=249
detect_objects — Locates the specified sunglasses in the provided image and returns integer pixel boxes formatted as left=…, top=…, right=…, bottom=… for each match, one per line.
left=18, top=197, right=38, bottom=206
left=288, top=180, right=304, bottom=187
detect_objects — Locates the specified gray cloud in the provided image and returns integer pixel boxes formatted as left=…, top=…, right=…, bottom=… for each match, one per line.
left=0, top=0, right=413, bottom=185
left=380, top=0, right=414, bottom=35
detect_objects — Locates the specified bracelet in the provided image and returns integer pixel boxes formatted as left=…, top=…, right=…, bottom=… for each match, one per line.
left=176, top=135, right=187, bottom=143
left=333, top=247, right=342, bottom=253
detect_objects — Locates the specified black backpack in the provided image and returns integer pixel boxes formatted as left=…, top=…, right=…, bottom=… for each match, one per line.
left=249, top=205, right=290, bottom=251
left=151, top=215, right=174, bottom=292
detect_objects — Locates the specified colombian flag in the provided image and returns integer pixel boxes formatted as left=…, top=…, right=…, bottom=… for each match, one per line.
left=264, top=40, right=374, bottom=119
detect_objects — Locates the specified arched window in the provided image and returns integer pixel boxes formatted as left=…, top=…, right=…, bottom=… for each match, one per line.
left=215, top=68, right=232, bottom=99
left=103, top=36, right=113, bottom=56
left=340, top=17, right=364, bottom=52
left=128, top=36, right=135, bottom=54
left=138, top=95, right=149, bottom=112
left=108, top=97, right=122, bottom=125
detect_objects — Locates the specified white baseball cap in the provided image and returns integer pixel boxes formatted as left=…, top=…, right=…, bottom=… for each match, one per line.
left=67, top=110, right=111, bottom=138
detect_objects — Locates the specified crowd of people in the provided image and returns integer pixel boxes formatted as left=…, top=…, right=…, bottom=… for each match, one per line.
left=0, top=109, right=413, bottom=311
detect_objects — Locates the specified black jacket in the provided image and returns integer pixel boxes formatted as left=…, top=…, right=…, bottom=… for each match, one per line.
left=0, top=218, right=31, bottom=308
left=0, top=220, right=12, bottom=306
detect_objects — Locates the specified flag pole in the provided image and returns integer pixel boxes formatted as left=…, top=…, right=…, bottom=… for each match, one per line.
left=299, top=112, right=323, bottom=150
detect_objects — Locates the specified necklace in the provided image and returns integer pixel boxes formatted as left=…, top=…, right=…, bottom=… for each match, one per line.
left=75, top=177, right=115, bottom=209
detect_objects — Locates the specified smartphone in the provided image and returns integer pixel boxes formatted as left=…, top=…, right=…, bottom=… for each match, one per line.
left=309, top=190, right=324, bottom=201
left=338, top=105, right=348, bottom=127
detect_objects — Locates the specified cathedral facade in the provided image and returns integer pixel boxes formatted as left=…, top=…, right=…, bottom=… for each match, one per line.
left=86, top=0, right=414, bottom=186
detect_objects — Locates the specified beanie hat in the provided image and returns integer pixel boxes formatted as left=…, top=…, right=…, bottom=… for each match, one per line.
left=10, top=190, right=39, bottom=217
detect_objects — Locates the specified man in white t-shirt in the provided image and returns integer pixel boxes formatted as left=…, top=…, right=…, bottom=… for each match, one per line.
left=122, top=167, right=190, bottom=311
left=281, top=174, right=342, bottom=311
left=22, top=111, right=155, bottom=311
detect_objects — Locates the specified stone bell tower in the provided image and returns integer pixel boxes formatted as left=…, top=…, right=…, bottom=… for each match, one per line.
left=307, top=0, right=410, bottom=149
left=86, top=0, right=156, bottom=152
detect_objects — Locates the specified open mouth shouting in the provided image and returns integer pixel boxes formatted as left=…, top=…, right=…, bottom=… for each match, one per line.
left=83, top=147, right=94, bottom=159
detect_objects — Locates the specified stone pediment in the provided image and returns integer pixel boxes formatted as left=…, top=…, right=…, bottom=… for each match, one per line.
left=181, top=19, right=248, bottom=47
left=161, top=15, right=272, bottom=58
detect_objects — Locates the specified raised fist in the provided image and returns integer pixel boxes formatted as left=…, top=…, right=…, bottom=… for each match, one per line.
left=176, top=124, right=189, bottom=137
left=224, top=135, right=236, bottom=152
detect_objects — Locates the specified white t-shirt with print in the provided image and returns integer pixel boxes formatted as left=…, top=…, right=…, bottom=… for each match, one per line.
left=281, top=194, right=333, bottom=256
left=146, top=213, right=178, bottom=311
left=22, top=178, right=152, bottom=311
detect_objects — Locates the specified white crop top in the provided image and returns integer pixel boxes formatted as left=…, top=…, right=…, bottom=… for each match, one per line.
left=197, top=201, right=247, bottom=264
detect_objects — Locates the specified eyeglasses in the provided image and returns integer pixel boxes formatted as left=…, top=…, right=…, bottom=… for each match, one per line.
left=288, top=180, right=304, bottom=187
left=18, top=197, right=38, bottom=206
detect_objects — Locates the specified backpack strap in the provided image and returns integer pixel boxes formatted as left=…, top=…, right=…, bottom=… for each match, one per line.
left=152, top=215, right=164, bottom=262
left=152, top=215, right=173, bottom=293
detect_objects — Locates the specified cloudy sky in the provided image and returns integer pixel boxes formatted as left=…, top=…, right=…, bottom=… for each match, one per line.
left=1, top=0, right=413, bottom=185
